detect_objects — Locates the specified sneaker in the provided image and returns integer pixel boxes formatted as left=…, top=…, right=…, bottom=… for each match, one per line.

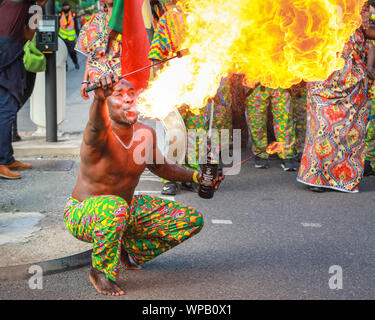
left=363, top=160, right=375, bottom=177
left=254, top=156, right=270, bottom=169
left=161, top=181, right=179, bottom=195
left=281, top=158, right=297, bottom=171
left=364, top=160, right=375, bottom=176
left=181, top=181, right=199, bottom=193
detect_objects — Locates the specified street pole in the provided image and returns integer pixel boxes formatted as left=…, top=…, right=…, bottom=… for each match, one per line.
left=45, top=0, right=57, bottom=142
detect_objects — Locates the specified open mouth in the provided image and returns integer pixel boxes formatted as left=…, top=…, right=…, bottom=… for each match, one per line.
left=124, top=109, right=139, bottom=119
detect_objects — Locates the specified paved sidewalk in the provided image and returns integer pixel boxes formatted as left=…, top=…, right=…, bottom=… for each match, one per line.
left=0, top=54, right=93, bottom=279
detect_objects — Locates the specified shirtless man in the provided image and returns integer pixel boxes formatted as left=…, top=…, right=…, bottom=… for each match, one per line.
left=64, top=74, right=222, bottom=296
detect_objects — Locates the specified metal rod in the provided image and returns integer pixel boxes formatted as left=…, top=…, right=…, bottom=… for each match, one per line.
left=208, top=100, right=214, bottom=139
left=45, top=0, right=57, bottom=142
left=85, top=49, right=190, bottom=93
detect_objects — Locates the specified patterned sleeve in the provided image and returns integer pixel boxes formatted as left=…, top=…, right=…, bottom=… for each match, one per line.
left=148, top=15, right=170, bottom=60
left=74, top=14, right=98, bottom=56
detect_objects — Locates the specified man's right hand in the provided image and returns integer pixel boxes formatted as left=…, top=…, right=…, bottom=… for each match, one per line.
left=94, top=74, right=119, bottom=101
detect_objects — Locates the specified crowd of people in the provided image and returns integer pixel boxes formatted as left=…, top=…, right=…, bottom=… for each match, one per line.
left=1, top=0, right=375, bottom=296
left=146, top=0, right=375, bottom=194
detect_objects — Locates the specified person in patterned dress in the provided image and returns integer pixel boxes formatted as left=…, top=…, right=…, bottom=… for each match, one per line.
left=75, top=0, right=122, bottom=99
left=64, top=75, right=223, bottom=296
left=297, top=2, right=375, bottom=193
left=246, top=85, right=297, bottom=171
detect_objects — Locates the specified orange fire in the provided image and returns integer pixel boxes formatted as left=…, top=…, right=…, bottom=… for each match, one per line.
left=266, top=142, right=286, bottom=155
left=137, top=0, right=365, bottom=118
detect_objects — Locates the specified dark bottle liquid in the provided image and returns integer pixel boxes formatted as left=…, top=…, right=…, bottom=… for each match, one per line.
left=198, top=151, right=218, bottom=199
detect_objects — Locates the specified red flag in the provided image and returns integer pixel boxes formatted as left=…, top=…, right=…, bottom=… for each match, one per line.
left=122, top=0, right=151, bottom=92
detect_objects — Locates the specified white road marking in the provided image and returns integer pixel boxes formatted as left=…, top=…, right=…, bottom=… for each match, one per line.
left=140, top=172, right=163, bottom=182
left=134, top=190, right=160, bottom=194
left=134, top=190, right=175, bottom=201
left=301, top=222, right=322, bottom=228
left=211, top=219, right=233, bottom=225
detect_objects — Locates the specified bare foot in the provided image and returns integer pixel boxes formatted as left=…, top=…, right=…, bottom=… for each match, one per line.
left=121, top=249, right=142, bottom=270
left=89, top=268, right=125, bottom=296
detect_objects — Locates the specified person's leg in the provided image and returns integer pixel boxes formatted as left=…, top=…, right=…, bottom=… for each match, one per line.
left=0, top=87, right=18, bottom=167
left=64, top=195, right=133, bottom=295
left=63, top=39, right=79, bottom=68
left=122, top=195, right=204, bottom=265
left=246, top=86, right=269, bottom=166
left=12, top=72, right=37, bottom=142
left=270, top=89, right=296, bottom=170
left=292, top=88, right=307, bottom=160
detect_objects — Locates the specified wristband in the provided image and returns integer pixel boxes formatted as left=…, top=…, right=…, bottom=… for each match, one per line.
left=81, top=81, right=89, bottom=84
left=192, top=171, right=199, bottom=184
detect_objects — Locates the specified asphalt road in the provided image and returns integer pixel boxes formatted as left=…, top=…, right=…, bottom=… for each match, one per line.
left=1, top=151, right=374, bottom=300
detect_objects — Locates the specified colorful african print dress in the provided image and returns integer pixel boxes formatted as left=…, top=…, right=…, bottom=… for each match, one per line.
left=246, top=86, right=295, bottom=159
left=64, top=194, right=203, bottom=281
left=297, top=29, right=371, bottom=193
left=75, top=12, right=122, bottom=82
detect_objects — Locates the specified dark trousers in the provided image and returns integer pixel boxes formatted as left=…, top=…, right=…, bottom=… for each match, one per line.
left=0, top=86, right=18, bottom=165
left=61, top=38, right=78, bottom=65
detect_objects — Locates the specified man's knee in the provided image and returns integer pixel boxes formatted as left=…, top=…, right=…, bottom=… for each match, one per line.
left=94, top=195, right=130, bottom=223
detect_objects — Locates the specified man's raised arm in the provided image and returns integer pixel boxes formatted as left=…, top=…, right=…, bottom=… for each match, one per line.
left=83, top=74, right=118, bottom=148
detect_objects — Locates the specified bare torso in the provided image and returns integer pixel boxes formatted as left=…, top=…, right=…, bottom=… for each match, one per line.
left=72, top=121, right=153, bottom=204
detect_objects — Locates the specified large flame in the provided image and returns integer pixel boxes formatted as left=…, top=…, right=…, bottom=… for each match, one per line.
left=138, top=0, right=365, bottom=118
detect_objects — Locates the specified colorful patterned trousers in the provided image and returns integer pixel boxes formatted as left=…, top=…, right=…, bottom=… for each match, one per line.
left=291, top=87, right=307, bottom=155
left=64, top=194, right=204, bottom=281
left=246, top=86, right=295, bottom=159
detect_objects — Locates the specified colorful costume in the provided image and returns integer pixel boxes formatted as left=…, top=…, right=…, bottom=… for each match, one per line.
left=151, top=0, right=168, bottom=28
left=148, top=8, right=231, bottom=172
left=64, top=194, right=203, bottom=281
left=291, top=86, right=307, bottom=155
left=246, top=86, right=295, bottom=159
left=75, top=12, right=122, bottom=82
left=148, top=6, right=204, bottom=174
left=297, top=29, right=371, bottom=193
left=148, top=5, right=187, bottom=61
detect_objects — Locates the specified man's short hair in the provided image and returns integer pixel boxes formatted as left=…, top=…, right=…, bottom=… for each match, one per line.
left=119, top=79, right=134, bottom=90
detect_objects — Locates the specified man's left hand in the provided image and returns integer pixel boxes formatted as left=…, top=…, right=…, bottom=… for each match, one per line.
left=197, top=170, right=225, bottom=191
